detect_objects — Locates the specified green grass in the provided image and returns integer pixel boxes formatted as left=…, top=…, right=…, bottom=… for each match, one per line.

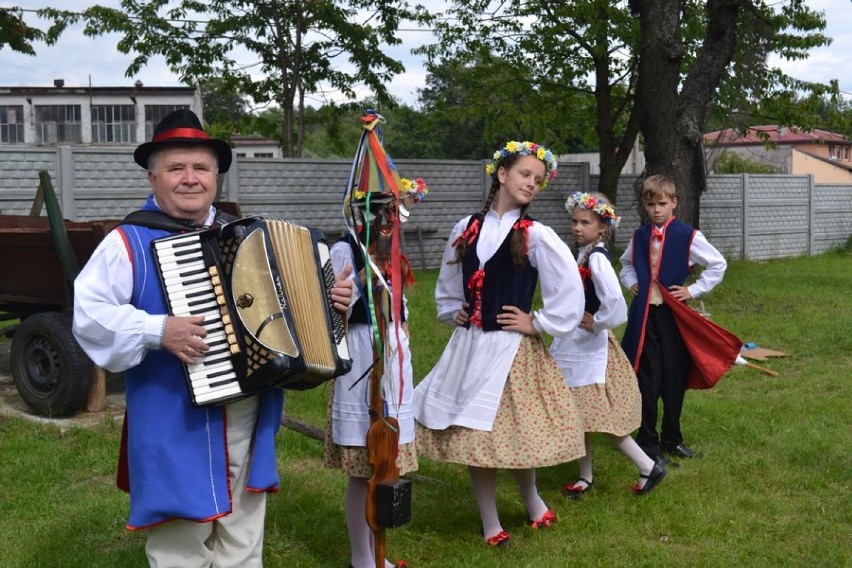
left=1, top=247, right=850, bottom=567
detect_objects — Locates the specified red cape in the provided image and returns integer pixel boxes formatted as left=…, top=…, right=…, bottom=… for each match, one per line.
left=659, top=284, right=742, bottom=390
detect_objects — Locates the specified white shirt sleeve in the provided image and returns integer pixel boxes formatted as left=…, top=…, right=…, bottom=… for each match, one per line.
left=686, top=231, right=727, bottom=298
left=619, top=235, right=638, bottom=291
left=588, top=251, right=628, bottom=333
left=72, top=230, right=167, bottom=373
left=434, top=217, right=470, bottom=325
left=527, top=223, right=584, bottom=338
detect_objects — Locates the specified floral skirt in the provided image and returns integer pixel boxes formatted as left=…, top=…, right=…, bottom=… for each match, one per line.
left=570, top=332, right=641, bottom=437
left=323, top=381, right=418, bottom=478
left=415, top=335, right=586, bottom=469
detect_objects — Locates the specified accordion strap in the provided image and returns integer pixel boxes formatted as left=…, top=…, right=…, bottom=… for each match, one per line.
left=119, top=209, right=239, bottom=232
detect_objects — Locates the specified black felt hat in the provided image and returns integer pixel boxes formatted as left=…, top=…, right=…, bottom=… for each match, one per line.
left=134, top=109, right=233, bottom=173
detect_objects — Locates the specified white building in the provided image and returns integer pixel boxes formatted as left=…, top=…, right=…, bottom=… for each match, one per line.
left=0, top=80, right=203, bottom=147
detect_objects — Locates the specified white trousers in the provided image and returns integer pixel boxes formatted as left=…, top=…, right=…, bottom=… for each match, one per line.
left=144, top=396, right=266, bottom=568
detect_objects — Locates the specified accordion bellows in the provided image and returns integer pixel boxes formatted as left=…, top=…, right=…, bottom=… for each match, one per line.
left=153, top=217, right=351, bottom=407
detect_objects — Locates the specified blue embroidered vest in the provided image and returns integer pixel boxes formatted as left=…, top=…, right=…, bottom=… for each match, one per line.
left=117, top=196, right=283, bottom=529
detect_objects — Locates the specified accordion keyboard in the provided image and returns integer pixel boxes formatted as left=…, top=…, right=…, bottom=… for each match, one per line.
left=154, top=233, right=244, bottom=405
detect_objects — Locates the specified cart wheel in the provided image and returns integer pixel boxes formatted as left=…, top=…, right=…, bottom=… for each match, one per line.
left=10, top=311, right=93, bottom=417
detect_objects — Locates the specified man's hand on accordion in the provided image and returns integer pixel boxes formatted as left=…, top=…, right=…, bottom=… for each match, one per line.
left=330, top=265, right=354, bottom=313
left=163, top=315, right=210, bottom=365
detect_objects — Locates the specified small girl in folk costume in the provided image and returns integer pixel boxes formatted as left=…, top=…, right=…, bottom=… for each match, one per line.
left=324, top=178, right=428, bottom=568
left=550, top=192, right=666, bottom=497
left=414, top=141, right=586, bottom=547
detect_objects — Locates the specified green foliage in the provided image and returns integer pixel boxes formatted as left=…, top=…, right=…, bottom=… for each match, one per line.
left=1, top=251, right=850, bottom=566
left=0, top=7, right=44, bottom=55
left=712, top=151, right=777, bottom=174
left=40, top=1, right=431, bottom=157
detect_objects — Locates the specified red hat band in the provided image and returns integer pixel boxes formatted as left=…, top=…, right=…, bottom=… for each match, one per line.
left=153, top=127, right=211, bottom=143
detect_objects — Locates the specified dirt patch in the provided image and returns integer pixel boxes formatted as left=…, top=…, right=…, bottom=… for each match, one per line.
left=0, top=341, right=126, bottom=429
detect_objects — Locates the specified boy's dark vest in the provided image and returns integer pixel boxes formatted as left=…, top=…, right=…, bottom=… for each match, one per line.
left=461, top=215, right=538, bottom=331
left=621, top=219, right=696, bottom=367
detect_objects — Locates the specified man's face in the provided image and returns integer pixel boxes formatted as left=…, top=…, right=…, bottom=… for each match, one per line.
left=148, top=145, right=218, bottom=225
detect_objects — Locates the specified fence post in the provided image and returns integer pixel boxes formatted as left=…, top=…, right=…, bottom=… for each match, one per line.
left=741, top=174, right=749, bottom=260
left=225, top=150, right=240, bottom=204
left=807, top=174, right=814, bottom=256
left=58, top=145, right=77, bottom=219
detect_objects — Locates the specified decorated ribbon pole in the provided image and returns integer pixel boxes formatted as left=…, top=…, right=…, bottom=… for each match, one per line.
left=341, top=110, right=412, bottom=568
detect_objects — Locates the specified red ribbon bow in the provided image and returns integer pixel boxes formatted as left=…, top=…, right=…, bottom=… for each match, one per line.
left=453, top=217, right=481, bottom=248
left=514, top=218, right=534, bottom=254
left=652, top=226, right=664, bottom=240
left=578, top=266, right=591, bottom=290
left=467, top=268, right=486, bottom=328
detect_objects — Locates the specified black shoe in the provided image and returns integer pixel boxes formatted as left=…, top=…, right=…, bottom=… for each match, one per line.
left=632, top=463, right=667, bottom=496
left=652, top=454, right=678, bottom=469
left=662, top=444, right=696, bottom=458
left=562, top=477, right=593, bottom=500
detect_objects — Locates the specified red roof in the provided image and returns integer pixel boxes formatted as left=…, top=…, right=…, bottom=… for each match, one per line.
left=704, top=125, right=849, bottom=145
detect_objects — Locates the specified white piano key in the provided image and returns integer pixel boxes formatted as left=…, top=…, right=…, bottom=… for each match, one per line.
left=190, top=371, right=238, bottom=389
left=158, top=259, right=207, bottom=275
left=194, top=384, right=244, bottom=405
left=188, top=359, right=234, bottom=379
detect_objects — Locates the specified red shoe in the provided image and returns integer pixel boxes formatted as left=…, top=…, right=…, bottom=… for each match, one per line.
left=484, top=530, right=512, bottom=547
left=529, top=509, right=558, bottom=529
left=395, top=562, right=409, bottom=568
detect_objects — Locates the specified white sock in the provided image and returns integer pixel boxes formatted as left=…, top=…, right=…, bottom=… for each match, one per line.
left=575, top=433, right=594, bottom=488
left=468, top=466, right=503, bottom=539
left=509, top=468, right=548, bottom=522
left=612, top=434, right=656, bottom=488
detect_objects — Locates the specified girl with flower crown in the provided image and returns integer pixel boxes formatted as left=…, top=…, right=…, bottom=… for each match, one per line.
left=551, top=192, right=667, bottom=499
left=413, top=142, right=586, bottom=548
left=323, top=178, right=428, bottom=568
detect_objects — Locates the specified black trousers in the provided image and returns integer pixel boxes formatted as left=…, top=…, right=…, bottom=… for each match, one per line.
left=634, top=304, right=692, bottom=458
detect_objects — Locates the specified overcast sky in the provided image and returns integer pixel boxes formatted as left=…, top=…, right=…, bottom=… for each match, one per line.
left=2, top=0, right=850, bottom=109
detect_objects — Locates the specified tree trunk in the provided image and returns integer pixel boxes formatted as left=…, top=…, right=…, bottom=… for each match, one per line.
left=632, top=0, right=743, bottom=228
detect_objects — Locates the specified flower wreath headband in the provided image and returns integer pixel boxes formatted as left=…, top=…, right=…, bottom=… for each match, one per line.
left=485, top=141, right=558, bottom=189
left=565, top=191, right=621, bottom=228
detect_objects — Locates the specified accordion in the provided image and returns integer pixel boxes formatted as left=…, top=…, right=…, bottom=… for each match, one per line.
left=152, top=216, right=351, bottom=407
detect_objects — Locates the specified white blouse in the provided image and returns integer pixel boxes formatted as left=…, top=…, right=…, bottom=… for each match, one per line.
left=550, top=244, right=627, bottom=387
left=414, top=208, right=584, bottom=431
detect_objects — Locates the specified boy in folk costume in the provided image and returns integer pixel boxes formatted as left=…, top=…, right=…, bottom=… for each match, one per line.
left=414, top=141, right=586, bottom=548
left=620, top=175, right=727, bottom=465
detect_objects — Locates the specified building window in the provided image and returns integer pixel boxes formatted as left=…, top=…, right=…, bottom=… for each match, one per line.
left=236, top=152, right=247, bottom=158
left=0, top=105, right=24, bottom=144
left=145, top=105, right=190, bottom=139
left=254, top=152, right=274, bottom=158
left=34, top=105, right=83, bottom=144
left=91, top=104, right=136, bottom=143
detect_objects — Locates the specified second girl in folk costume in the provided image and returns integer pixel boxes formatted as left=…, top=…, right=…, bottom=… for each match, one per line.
left=414, top=141, right=586, bottom=547
left=550, top=193, right=666, bottom=498
left=324, top=178, right=428, bottom=568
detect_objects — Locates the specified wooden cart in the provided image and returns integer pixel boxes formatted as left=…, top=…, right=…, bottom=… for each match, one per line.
left=0, top=172, right=119, bottom=416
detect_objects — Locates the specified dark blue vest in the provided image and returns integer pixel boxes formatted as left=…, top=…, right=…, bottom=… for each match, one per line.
left=461, top=215, right=538, bottom=331
left=582, top=246, right=611, bottom=315
left=344, top=234, right=405, bottom=325
left=621, top=218, right=696, bottom=366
